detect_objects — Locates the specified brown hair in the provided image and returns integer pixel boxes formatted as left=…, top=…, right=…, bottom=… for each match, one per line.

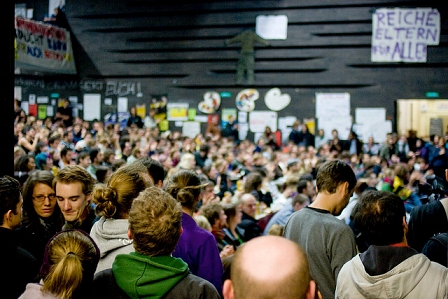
left=164, top=169, right=205, bottom=210
left=315, top=159, right=356, bottom=195
left=92, top=163, right=153, bottom=219
left=129, top=187, right=182, bottom=256
left=53, top=165, right=95, bottom=196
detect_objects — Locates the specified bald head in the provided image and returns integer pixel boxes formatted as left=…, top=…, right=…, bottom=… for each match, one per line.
left=240, top=193, right=257, bottom=218
left=223, top=236, right=316, bottom=299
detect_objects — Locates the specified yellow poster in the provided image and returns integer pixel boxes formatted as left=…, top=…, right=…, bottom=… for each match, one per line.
left=136, top=104, right=146, bottom=119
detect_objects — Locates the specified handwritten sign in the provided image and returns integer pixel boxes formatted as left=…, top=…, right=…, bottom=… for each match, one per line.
left=371, top=8, right=440, bottom=62
left=14, top=17, right=76, bottom=73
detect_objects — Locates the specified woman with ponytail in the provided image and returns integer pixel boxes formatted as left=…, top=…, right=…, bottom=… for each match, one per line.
left=164, top=169, right=223, bottom=295
left=19, top=229, right=100, bottom=299
left=90, top=162, right=153, bottom=273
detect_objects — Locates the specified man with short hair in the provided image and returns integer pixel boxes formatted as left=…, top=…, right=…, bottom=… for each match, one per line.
left=134, top=156, right=165, bottom=188
left=237, top=193, right=261, bottom=241
left=298, top=179, right=316, bottom=202
left=54, top=165, right=97, bottom=232
left=284, top=159, right=357, bottom=299
left=58, top=146, right=74, bottom=169
left=200, top=203, right=234, bottom=256
left=92, top=187, right=220, bottom=299
left=223, top=235, right=320, bottom=299
left=0, top=176, right=39, bottom=299
left=87, top=147, right=104, bottom=180
left=76, top=151, right=91, bottom=169
left=336, top=190, right=448, bottom=298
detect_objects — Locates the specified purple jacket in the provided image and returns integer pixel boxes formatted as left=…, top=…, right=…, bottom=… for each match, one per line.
left=173, top=213, right=223, bottom=295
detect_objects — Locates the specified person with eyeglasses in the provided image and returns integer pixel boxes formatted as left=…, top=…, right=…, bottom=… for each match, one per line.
left=16, top=170, right=64, bottom=264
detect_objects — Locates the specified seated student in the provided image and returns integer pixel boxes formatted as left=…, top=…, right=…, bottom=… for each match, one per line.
left=92, top=187, right=220, bottom=299
left=0, top=175, right=39, bottom=299
left=223, top=236, right=321, bottom=299
left=237, top=193, right=262, bottom=241
left=199, top=202, right=235, bottom=260
left=19, top=229, right=100, bottom=299
left=336, top=190, right=448, bottom=299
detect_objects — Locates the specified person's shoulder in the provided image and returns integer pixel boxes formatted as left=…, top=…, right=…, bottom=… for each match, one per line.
left=92, top=269, right=130, bottom=299
left=165, top=273, right=220, bottom=299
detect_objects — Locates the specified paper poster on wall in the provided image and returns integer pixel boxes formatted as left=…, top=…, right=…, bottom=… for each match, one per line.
left=316, top=93, right=350, bottom=119
left=188, top=108, right=196, bottom=121
left=104, top=98, right=112, bottom=105
left=167, top=103, right=189, bottom=121
left=304, top=118, right=316, bottom=135
left=22, top=101, right=29, bottom=115
left=194, top=115, right=208, bottom=123
left=159, top=120, right=169, bottom=132
left=69, top=96, right=78, bottom=104
left=118, top=97, right=128, bottom=113
left=278, top=116, right=297, bottom=143
left=249, top=111, right=278, bottom=132
left=136, top=104, right=146, bottom=119
left=238, top=123, right=249, bottom=140
left=199, top=92, right=221, bottom=114
left=264, top=88, right=291, bottom=111
left=29, top=94, right=36, bottom=104
left=372, top=8, right=440, bottom=62
left=236, top=89, right=260, bottom=112
left=29, top=104, right=37, bottom=116
left=46, top=106, right=54, bottom=117
left=355, top=108, right=386, bottom=124
left=14, top=86, right=22, bottom=101
left=38, top=105, right=47, bottom=119
left=256, top=15, right=288, bottom=40
left=355, top=108, right=387, bottom=142
left=238, top=111, right=248, bottom=123
left=359, top=120, right=392, bottom=143
left=37, top=96, right=49, bottom=104
left=182, top=121, right=201, bottom=138
left=318, top=116, right=352, bottom=140
left=221, top=108, right=237, bottom=127
left=83, top=94, right=101, bottom=121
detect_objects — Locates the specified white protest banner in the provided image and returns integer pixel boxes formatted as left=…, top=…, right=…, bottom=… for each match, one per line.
left=15, top=17, right=76, bottom=74
left=371, top=8, right=440, bottom=62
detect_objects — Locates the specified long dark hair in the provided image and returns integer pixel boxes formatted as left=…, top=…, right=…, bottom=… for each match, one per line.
left=21, top=170, right=63, bottom=227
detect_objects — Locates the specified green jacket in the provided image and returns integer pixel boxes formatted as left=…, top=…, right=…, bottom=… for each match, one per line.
left=113, top=252, right=188, bottom=299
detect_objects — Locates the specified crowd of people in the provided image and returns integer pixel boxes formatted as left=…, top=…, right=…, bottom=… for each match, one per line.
left=4, top=102, right=448, bottom=298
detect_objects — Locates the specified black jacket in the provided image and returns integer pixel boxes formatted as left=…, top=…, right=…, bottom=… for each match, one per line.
left=92, top=268, right=220, bottom=299
left=0, top=227, right=39, bottom=299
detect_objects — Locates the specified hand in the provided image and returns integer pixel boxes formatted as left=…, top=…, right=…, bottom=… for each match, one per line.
left=220, top=245, right=235, bottom=260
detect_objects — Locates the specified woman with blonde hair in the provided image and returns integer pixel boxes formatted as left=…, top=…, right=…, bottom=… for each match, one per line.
left=90, top=162, right=153, bottom=273
left=19, top=229, right=100, bottom=299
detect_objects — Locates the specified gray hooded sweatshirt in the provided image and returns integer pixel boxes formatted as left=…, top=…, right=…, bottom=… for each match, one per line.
left=90, top=216, right=134, bottom=273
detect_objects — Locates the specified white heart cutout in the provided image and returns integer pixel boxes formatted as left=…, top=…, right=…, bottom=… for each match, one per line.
left=264, top=88, right=291, bottom=111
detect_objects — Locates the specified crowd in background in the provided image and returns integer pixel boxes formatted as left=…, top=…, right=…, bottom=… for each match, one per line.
left=6, top=100, right=448, bottom=299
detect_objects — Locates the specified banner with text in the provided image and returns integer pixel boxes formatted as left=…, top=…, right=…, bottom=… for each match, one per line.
left=15, top=17, right=76, bottom=74
left=371, top=8, right=440, bottom=62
